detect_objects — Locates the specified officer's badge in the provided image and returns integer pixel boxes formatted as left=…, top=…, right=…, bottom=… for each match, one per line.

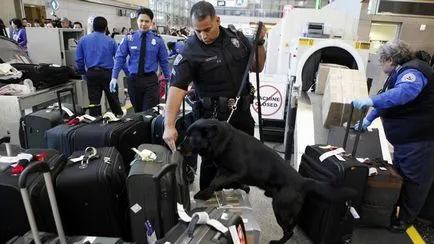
left=127, top=34, right=133, bottom=41
left=173, top=54, right=183, bottom=66
left=401, top=73, right=416, bottom=82
left=231, top=38, right=240, bottom=48
left=151, top=39, right=156, bottom=45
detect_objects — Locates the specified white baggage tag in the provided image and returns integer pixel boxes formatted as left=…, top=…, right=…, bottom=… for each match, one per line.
left=319, top=148, right=345, bottom=162
left=82, top=237, right=96, bottom=243
left=369, top=168, right=378, bottom=176
left=70, top=155, right=84, bottom=163
left=350, top=207, right=360, bottom=219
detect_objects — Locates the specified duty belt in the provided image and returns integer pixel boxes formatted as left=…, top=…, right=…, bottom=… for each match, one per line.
left=199, top=96, right=252, bottom=113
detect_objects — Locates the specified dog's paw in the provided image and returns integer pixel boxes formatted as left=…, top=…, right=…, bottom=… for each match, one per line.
left=194, top=190, right=214, bottom=200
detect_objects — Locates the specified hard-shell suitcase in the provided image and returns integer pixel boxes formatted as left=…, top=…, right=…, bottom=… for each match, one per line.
left=358, top=159, right=402, bottom=227
left=6, top=161, right=124, bottom=244
left=56, top=147, right=129, bottom=239
left=298, top=105, right=369, bottom=244
left=0, top=148, right=66, bottom=244
left=127, top=144, right=190, bottom=243
left=20, top=88, right=83, bottom=149
left=157, top=207, right=247, bottom=244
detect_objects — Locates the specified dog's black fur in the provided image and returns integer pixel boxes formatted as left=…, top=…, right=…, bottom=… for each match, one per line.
left=178, top=119, right=356, bottom=244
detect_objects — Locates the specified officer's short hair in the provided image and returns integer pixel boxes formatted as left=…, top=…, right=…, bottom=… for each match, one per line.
left=190, top=1, right=216, bottom=21
left=378, top=40, right=413, bottom=65
left=93, top=16, right=108, bottom=33
left=136, top=7, right=154, bottom=20
left=73, top=21, right=83, bottom=28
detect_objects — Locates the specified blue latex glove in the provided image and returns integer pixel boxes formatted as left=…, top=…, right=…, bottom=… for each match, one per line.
left=81, top=75, right=87, bottom=82
left=352, top=98, right=373, bottom=110
left=354, top=118, right=371, bottom=131
left=109, top=78, right=118, bottom=93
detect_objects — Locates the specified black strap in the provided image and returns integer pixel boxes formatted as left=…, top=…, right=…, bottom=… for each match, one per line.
left=235, top=22, right=263, bottom=98
left=138, top=32, right=147, bottom=75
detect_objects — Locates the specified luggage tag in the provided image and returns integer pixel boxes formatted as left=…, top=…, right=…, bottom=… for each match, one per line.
left=319, top=148, right=346, bottom=162
left=369, top=167, right=378, bottom=176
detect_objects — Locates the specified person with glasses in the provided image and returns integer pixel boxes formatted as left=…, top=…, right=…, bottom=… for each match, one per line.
left=353, top=40, right=434, bottom=233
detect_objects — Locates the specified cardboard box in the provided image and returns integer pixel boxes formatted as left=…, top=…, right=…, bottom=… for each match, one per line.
left=315, top=63, right=349, bottom=95
left=322, top=69, right=369, bottom=128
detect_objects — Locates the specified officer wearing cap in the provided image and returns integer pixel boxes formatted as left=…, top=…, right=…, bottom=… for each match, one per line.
left=110, top=7, right=171, bottom=112
left=353, top=40, right=434, bottom=232
left=75, top=16, right=124, bottom=117
left=163, top=1, right=266, bottom=191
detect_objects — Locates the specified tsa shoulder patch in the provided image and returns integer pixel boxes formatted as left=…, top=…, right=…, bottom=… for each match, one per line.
left=173, top=54, right=183, bottom=66
left=401, top=72, right=417, bottom=82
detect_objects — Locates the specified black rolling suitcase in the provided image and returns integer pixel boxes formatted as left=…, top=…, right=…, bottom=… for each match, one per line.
left=0, top=148, right=66, bottom=244
left=6, top=161, right=124, bottom=244
left=71, top=113, right=147, bottom=169
left=157, top=207, right=247, bottom=244
left=55, top=147, right=129, bottom=239
left=46, top=123, right=85, bottom=158
left=11, top=63, right=73, bottom=90
left=298, top=105, right=369, bottom=244
left=358, top=159, right=402, bottom=227
left=151, top=101, right=195, bottom=145
left=20, top=88, right=83, bottom=149
left=128, top=144, right=190, bottom=243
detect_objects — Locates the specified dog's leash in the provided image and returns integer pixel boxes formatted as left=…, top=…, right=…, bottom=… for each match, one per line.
left=227, top=22, right=264, bottom=123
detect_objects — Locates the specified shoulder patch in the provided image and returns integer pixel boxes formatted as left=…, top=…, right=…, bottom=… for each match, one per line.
left=401, top=73, right=417, bottom=82
left=173, top=54, right=183, bottom=66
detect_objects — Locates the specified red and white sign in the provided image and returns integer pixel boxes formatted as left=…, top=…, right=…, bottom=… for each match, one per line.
left=250, top=74, right=288, bottom=122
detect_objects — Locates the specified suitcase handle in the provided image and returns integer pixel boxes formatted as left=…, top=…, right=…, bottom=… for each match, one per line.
left=18, top=161, right=67, bottom=244
left=152, top=162, right=178, bottom=237
left=342, top=103, right=367, bottom=157
left=56, top=87, right=77, bottom=117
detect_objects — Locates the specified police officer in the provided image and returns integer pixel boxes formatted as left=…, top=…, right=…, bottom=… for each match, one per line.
left=75, top=16, right=124, bottom=116
left=110, top=7, right=171, bottom=112
left=353, top=40, right=434, bottom=232
left=163, top=1, right=266, bottom=191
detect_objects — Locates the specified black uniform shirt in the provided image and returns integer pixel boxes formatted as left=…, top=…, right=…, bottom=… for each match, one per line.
left=171, top=26, right=251, bottom=98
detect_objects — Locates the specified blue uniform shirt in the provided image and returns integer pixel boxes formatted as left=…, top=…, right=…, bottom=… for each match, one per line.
left=112, top=30, right=170, bottom=80
left=366, top=67, right=428, bottom=122
left=75, top=32, right=122, bottom=75
left=169, top=41, right=185, bottom=57
left=12, top=28, right=27, bottom=51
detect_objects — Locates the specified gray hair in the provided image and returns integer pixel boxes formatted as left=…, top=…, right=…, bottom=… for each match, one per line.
left=377, top=40, right=413, bottom=65
left=190, top=1, right=216, bottom=21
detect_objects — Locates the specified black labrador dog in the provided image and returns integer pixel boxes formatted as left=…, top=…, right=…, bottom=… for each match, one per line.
left=178, top=119, right=356, bottom=244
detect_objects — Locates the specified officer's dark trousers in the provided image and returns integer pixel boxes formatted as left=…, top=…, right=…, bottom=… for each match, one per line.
left=393, top=140, right=434, bottom=223
left=199, top=108, right=255, bottom=190
left=127, top=73, right=159, bottom=112
left=86, top=69, right=123, bottom=116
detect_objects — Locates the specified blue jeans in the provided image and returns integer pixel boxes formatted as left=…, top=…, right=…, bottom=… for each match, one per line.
left=393, top=140, right=434, bottom=223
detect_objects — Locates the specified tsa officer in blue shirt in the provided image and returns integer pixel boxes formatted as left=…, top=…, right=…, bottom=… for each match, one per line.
left=353, top=40, right=434, bottom=233
left=76, top=16, right=124, bottom=116
left=110, top=7, right=171, bottom=112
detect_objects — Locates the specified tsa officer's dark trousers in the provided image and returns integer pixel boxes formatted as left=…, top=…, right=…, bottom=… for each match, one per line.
left=127, top=73, right=159, bottom=112
left=393, top=140, right=434, bottom=223
left=86, top=68, right=123, bottom=116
